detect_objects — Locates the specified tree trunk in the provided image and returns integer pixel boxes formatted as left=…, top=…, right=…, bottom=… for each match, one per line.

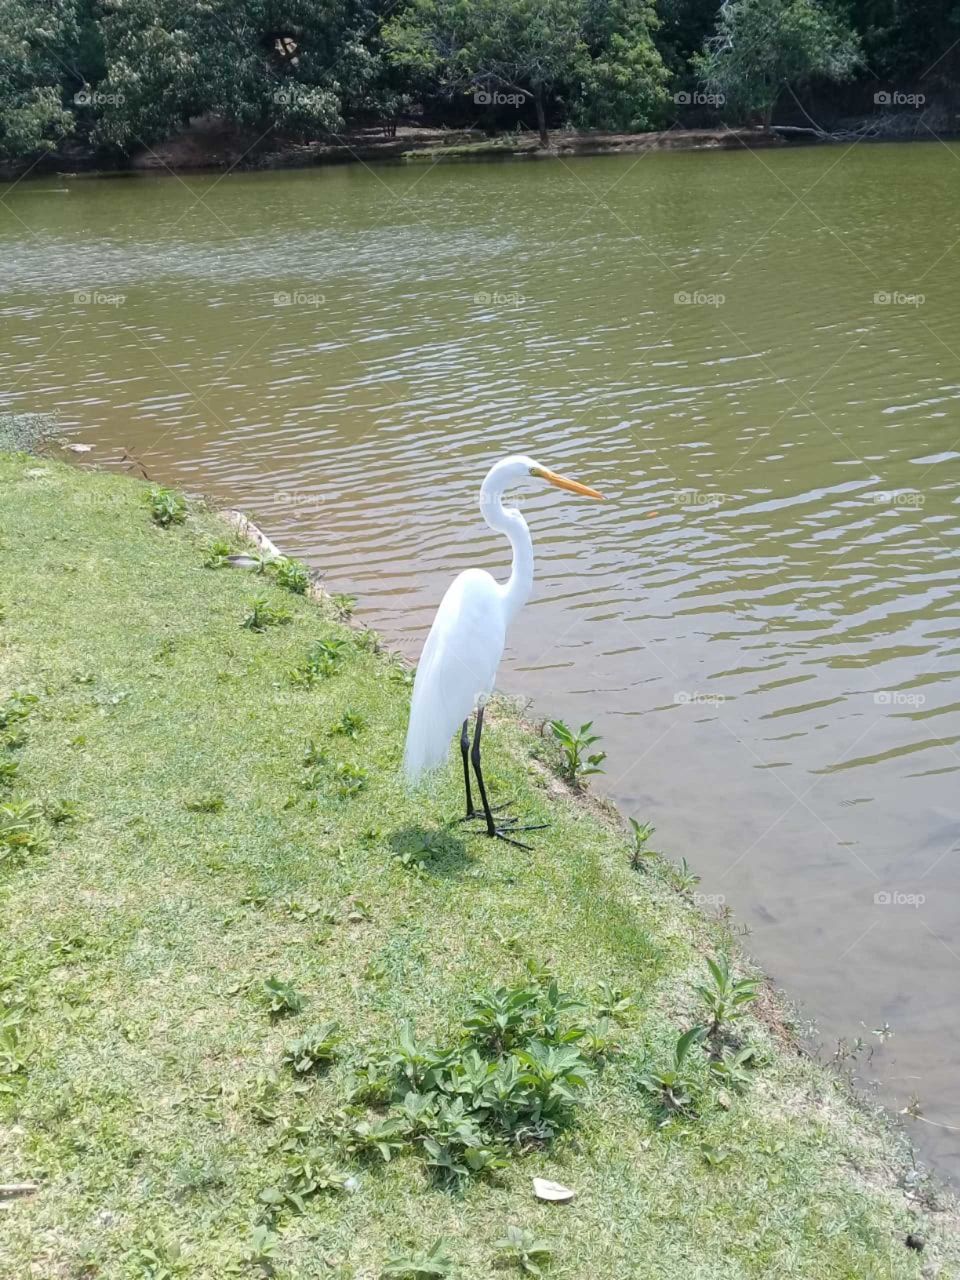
left=533, top=86, right=548, bottom=147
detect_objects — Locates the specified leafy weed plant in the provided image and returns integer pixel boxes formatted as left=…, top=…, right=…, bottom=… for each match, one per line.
left=243, top=596, right=292, bottom=632
left=695, top=954, right=760, bottom=1039
left=146, top=486, right=186, bottom=528
left=495, top=1225, right=553, bottom=1276
left=283, top=1023, right=341, bottom=1074
left=548, top=719, right=606, bottom=785
left=637, top=1026, right=707, bottom=1117
left=275, top=557, right=309, bottom=595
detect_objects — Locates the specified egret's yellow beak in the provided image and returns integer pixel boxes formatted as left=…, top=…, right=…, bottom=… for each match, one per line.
left=531, top=466, right=604, bottom=500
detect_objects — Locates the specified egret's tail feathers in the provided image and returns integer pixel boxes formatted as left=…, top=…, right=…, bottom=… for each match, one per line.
left=402, top=641, right=467, bottom=785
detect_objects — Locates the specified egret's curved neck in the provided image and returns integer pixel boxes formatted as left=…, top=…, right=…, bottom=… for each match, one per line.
left=480, top=475, right=534, bottom=624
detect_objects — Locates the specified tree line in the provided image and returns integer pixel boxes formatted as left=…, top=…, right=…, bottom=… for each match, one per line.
left=1, top=0, right=956, bottom=162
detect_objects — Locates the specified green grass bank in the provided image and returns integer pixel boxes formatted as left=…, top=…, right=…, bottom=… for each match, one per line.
left=0, top=451, right=956, bottom=1280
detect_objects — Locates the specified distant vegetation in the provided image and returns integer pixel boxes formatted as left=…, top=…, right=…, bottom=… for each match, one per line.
left=1, top=0, right=956, bottom=165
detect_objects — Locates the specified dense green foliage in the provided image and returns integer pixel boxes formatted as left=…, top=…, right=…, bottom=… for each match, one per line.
left=0, top=0, right=953, bottom=164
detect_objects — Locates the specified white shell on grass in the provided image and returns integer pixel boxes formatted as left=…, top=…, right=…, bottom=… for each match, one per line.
left=532, top=1177, right=576, bottom=1202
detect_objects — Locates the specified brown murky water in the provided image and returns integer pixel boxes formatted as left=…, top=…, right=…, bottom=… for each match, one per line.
left=2, top=142, right=959, bottom=1178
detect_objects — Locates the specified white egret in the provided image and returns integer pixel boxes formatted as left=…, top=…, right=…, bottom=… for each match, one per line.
left=403, top=455, right=604, bottom=847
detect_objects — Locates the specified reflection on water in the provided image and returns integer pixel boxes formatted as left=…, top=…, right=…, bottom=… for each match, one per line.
left=2, top=143, right=959, bottom=1178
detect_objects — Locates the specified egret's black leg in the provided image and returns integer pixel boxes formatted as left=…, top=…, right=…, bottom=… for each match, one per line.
left=460, top=718, right=475, bottom=819
left=469, top=707, right=547, bottom=850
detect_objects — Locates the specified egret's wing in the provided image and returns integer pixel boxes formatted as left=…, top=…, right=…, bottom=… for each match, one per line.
left=402, top=570, right=504, bottom=782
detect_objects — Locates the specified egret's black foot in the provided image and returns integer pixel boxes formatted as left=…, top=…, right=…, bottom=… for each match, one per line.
left=482, top=821, right=549, bottom=850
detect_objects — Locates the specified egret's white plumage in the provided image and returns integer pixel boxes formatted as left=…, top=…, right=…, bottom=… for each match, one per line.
left=403, top=454, right=601, bottom=783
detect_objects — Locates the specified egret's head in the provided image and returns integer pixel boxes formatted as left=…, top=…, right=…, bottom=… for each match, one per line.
left=483, top=454, right=604, bottom=501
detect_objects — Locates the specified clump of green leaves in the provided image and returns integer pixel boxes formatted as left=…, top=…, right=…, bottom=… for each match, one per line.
left=549, top=719, right=606, bottom=785
left=289, top=637, right=349, bottom=685
left=203, top=538, right=233, bottom=568
left=282, top=1022, right=341, bottom=1074
left=184, top=792, right=225, bottom=814
left=275, top=557, right=309, bottom=595
left=0, top=692, right=37, bottom=731
left=666, top=856, right=700, bottom=897
left=695, top=954, right=760, bottom=1038
left=45, top=797, right=82, bottom=825
left=0, top=759, right=18, bottom=789
left=262, top=977, right=305, bottom=1018
left=0, top=1005, right=29, bottom=1087
left=593, top=981, right=635, bottom=1023
left=330, top=965, right=604, bottom=1191
left=330, top=710, right=366, bottom=738
left=146, top=486, right=186, bottom=528
left=628, top=817, right=656, bottom=869
left=637, top=1026, right=707, bottom=1117
left=382, top=1238, right=454, bottom=1278
left=333, top=761, right=368, bottom=798
left=0, top=801, right=45, bottom=863
left=330, top=593, right=356, bottom=618
left=243, top=596, right=292, bottom=632
left=495, top=1225, right=553, bottom=1276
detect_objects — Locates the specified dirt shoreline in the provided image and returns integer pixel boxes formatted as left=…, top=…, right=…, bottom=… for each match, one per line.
left=7, top=123, right=798, bottom=181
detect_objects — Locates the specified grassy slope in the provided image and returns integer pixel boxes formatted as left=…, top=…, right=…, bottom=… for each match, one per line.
left=0, top=452, right=955, bottom=1280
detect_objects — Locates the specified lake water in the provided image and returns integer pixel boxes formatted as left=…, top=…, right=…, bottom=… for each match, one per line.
left=2, top=141, right=959, bottom=1180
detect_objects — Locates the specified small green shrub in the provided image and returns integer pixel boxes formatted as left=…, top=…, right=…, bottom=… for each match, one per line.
left=0, top=801, right=45, bottom=862
left=548, top=719, right=606, bottom=785
left=495, top=1225, right=553, bottom=1276
left=275, top=558, right=310, bottom=594
left=0, top=692, right=37, bottom=730
left=628, top=818, right=656, bottom=869
left=695, top=955, right=760, bottom=1038
left=637, top=1026, right=707, bottom=1116
left=45, top=798, right=82, bottom=825
left=0, top=760, right=18, bottom=789
left=262, top=977, right=305, bottom=1018
left=282, top=1023, right=341, bottom=1074
left=666, top=856, right=700, bottom=896
left=203, top=539, right=233, bottom=568
left=0, top=1006, right=29, bottom=1085
left=330, top=710, right=366, bottom=738
left=184, top=792, right=225, bottom=814
left=330, top=593, right=356, bottom=618
left=381, top=1239, right=454, bottom=1278
left=289, top=637, right=349, bottom=685
left=146, top=486, right=186, bottom=527
left=333, top=761, right=368, bottom=798
left=243, top=596, right=292, bottom=632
